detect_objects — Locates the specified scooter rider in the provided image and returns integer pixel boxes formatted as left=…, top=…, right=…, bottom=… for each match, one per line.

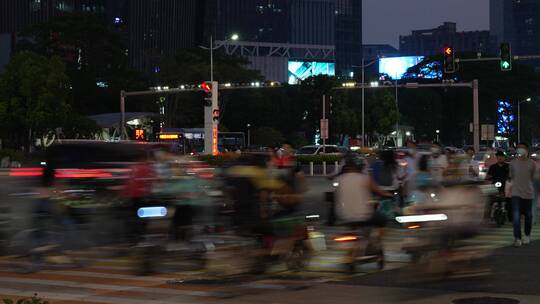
left=335, top=159, right=393, bottom=229
left=486, top=151, right=511, bottom=221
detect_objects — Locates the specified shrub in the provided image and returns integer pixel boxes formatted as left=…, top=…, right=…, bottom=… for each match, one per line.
left=0, top=149, right=24, bottom=162
left=3, top=294, right=49, bottom=304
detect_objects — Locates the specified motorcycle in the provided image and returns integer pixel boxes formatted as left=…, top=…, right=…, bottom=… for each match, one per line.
left=333, top=225, right=385, bottom=272
left=250, top=214, right=317, bottom=274
left=398, top=185, right=490, bottom=280
left=490, top=182, right=507, bottom=227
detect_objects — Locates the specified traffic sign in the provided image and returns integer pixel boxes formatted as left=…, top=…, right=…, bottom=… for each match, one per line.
left=320, top=119, right=329, bottom=140
left=481, top=124, right=495, bottom=141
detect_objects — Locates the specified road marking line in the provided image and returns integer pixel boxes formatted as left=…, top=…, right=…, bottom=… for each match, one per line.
left=0, top=287, right=198, bottom=304
left=0, top=277, right=229, bottom=298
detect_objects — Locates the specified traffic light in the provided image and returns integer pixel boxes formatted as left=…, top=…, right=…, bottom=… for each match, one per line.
left=202, top=82, right=213, bottom=107
left=443, top=46, right=456, bottom=73
left=212, top=109, right=220, bottom=122
left=500, top=42, right=512, bottom=71
left=134, top=129, right=145, bottom=140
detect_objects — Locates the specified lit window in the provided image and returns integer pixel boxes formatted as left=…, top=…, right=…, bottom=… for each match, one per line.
left=31, top=0, right=41, bottom=12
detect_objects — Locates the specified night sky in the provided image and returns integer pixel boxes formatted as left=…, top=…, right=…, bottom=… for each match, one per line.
left=363, top=0, right=490, bottom=48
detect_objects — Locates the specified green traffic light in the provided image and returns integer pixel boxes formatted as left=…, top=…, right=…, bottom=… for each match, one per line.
left=501, top=60, right=511, bottom=70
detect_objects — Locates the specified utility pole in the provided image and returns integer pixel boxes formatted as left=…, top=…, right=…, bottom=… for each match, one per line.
left=473, top=79, right=480, bottom=153
left=322, top=95, right=326, bottom=153
left=335, top=80, right=480, bottom=152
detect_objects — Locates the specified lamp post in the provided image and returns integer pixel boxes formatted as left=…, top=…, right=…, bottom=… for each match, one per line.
left=356, top=58, right=379, bottom=148
left=436, top=129, right=440, bottom=142
left=247, top=123, right=251, bottom=147
left=202, top=34, right=239, bottom=82
left=518, top=97, right=532, bottom=143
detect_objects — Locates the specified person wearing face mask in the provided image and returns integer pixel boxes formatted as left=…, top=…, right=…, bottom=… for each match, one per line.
left=429, top=142, right=448, bottom=184
left=509, top=143, right=537, bottom=247
left=486, top=151, right=512, bottom=221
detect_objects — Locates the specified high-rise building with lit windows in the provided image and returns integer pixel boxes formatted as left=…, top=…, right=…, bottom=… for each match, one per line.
left=204, top=0, right=362, bottom=76
left=491, top=0, right=540, bottom=56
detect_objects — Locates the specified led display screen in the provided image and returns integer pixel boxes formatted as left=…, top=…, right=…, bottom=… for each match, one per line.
left=288, top=61, right=335, bottom=84
left=497, top=100, right=514, bottom=136
left=378, top=56, right=425, bottom=80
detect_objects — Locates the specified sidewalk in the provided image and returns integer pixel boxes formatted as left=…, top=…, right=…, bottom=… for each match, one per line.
left=213, top=283, right=540, bottom=304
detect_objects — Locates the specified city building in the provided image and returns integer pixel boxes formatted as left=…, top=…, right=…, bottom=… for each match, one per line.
left=0, top=0, right=201, bottom=75
left=216, top=40, right=335, bottom=83
left=399, top=22, right=496, bottom=57
left=204, top=0, right=361, bottom=77
left=122, top=0, right=202, bottom=74
left=334, top=0, right=363, bottom=77
left=1, top=0, right=362, bottom=78
left=363, top=44, right=400, bottom=61
left=0, top=0, right=117, bottom=71
left=490, top=0, right=540, bottom=57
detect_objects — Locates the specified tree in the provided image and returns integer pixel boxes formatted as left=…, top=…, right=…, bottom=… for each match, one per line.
left=252, top=127, right=285, bottom=148
left=365, top=89, right=400, bottom=138
left=401, top=53, right=540, bottom=145
left=0, top=52, right=71, bottom=149
left=157, top=49, right=263, bottom=85
left=18, top=12, right=146, bottom=115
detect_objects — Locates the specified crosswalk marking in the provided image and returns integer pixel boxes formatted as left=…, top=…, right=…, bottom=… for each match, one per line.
left=0, top=223, right=539, bottom=303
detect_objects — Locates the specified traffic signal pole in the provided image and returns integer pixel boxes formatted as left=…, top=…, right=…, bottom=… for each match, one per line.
left=204, top=81, right=219, bottom=155
left=335, top=80, right=480, bottom=152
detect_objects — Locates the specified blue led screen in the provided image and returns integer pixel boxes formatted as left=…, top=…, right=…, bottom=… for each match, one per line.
left=497, top=100, right=514, bottom=136
left=288, top=61, right=336, bottom=84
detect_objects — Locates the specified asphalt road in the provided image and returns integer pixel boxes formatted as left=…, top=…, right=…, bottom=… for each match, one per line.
left=1, top=174, right=540, bottom=303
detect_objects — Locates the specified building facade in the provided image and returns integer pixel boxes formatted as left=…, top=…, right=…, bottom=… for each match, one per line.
left=0, top=0, right=202, bottom=75
left=491, top=0, right=540, bottom=57
left=204, top=0, right=361, bottom=76
left=363, top=44, right=400, bottom=61
left=122, top=0, right=201, bottom=73
left=1, top=0, right=361, bottom=78
left=400, top=22, right=496, bottom=57
left=334, top=0, right=362, bottom=77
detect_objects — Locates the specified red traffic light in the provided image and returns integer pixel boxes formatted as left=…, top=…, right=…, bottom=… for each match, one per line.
left=201, top=82, right=211, bottom=93
left=444, top=47, right=453, bottom=56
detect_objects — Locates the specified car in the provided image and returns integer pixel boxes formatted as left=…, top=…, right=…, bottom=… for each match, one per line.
left=472, top=151, right=496, bottom=179
left=297, top=145, right=343, bottom=155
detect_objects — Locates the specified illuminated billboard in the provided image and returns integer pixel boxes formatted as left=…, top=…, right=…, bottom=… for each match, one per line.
left=288, top=61, right=335, bottom=84
left=378, top=56, right=425, bottom=80
left=497, top=100, right=514, bottom=136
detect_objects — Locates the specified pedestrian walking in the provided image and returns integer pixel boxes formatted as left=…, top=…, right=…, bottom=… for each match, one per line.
left=509, top=143, right=537, bottom=247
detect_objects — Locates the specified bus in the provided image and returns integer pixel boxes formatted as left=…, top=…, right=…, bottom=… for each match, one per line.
left=156, top=128, right=245, bottom=154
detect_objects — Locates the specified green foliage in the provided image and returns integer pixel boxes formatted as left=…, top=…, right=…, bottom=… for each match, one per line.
left=296, top=155, right=343, bottom=164
left=0, top=51, right=71, bottom=149
left=366, top=89, right=400, bottom=136
left=402, top=52, right=540, bottom=144
left=0, top=149, right=25, bottom=162
left=252, top=127, right=285, bottom=148
left=3, top=294, right=48, bottom=304
left=158, top=49, right=263, bottom=85
left=19, top=12, right=145, bottom=114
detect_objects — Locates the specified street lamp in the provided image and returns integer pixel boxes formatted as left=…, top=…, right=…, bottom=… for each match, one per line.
left=201, top=33, right=239, bottom=82
left=353, top=58, right=379, bottom=148
left=518, top=97, right=532, bottom=143
left=247, top=123, right=251, bottom=147
left=436, top=129, right=440, bottom=142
